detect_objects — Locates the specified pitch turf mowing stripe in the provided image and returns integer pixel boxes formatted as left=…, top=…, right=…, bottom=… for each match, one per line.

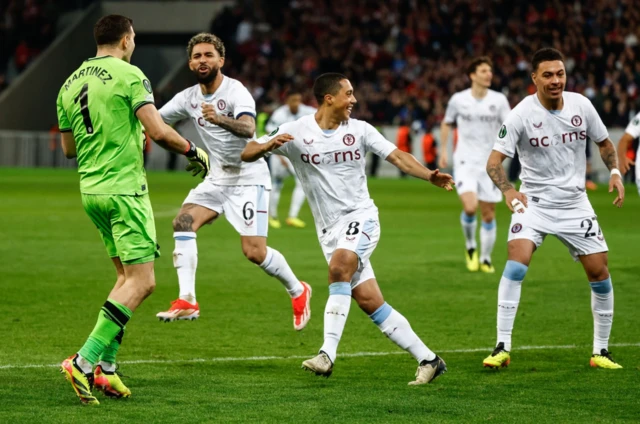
left=1, top=342, right=638, bottom=370
left=153, top=208, right=181, bottom=218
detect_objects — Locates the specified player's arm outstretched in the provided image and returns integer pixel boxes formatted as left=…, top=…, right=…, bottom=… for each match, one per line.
left=486, top=150, right=527, bottom=213
left=386, top=149, right=454, bottom=191
left=136, top=104, right=210, bottom=178
left=596, top=138, right=625, bottom=207
left=241, top=134, right=294, bottom=162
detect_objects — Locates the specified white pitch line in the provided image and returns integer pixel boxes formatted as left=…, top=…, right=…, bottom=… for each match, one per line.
left=1, top=342, right=638, bottom=371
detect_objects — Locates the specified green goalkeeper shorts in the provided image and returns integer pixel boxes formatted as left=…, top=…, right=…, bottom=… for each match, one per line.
left=81, top=193, right=160, bottom=265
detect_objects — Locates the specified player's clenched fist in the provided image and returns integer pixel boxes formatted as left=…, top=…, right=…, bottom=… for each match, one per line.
left=267, top=134, right=294, bottom=151
left=504, top=188, right=527, bottom=213
left=428, top=169, right=455, bottom=191
left=201, top=102, right=220, bottom=125
left=184, top=140, right=210, bottom=179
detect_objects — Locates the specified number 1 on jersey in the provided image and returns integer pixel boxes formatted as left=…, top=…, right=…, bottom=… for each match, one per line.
left=74, top=83, right=94, bottom=134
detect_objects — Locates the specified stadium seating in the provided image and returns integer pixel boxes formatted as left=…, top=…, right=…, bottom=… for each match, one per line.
left=207, top=0, right=640, bottom=127
left=4, top=1, right=639, bottom=128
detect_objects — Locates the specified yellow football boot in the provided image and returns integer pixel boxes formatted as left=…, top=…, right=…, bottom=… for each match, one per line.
left=483, top=343, right=511, bottom=368
left=480, top=260, right=495, bottom=273
left=269, top=217, right=282, bottom=229
left=60, top=354, right=99, bottom=405
left=590, top=349, right=622, bottom=369
left=94, top=365, right=132, bottom=398
left=466, top=248, right=479, bottom=272
left=286, top=217, right=306, bottom=228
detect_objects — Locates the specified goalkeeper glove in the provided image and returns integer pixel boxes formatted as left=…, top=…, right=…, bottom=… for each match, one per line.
left=184, top=140, right=210, bottom=179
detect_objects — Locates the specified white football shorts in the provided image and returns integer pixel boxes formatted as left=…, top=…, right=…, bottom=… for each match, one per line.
left=507, top=196, right=608, bottom=261
left=318, top=209, right=380, bottom=289
left=183, top=180, right=269, bottom=237
left=454, top=160, right=502, bottom=203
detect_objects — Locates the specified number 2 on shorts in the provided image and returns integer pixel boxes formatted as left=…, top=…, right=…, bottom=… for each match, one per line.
left=581, top=218, right=599, bottom=238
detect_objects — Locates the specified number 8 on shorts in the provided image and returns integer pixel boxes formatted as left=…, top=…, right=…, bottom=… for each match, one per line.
left=336, top=217, right=381, bottom=265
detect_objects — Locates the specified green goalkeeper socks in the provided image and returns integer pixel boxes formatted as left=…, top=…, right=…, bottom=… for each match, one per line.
left=99, top=327, right=125, bottom=365
left=78, top=299, right=132, bottom=366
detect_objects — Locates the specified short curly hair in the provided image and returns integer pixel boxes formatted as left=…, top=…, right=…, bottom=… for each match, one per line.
left=187, top=33, right=225, bottom=59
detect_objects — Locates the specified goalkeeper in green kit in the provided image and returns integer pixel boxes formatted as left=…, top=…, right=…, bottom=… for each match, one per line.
left=56, top=15, right=210, bottom=405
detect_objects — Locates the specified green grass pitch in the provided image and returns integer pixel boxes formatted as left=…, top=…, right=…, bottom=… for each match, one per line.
left=1, top=168, right=639, bottom=423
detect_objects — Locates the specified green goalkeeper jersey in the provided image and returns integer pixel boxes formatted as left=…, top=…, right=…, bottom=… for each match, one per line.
left=56, top=56, right=155, bottom=195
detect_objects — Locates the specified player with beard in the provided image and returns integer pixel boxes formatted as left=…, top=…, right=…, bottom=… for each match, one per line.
left=155, top=33, right=312, bottom=331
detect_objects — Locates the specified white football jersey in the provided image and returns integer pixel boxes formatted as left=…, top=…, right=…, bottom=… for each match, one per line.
left=493, top=92, right=608, bottom=207
left=160, top=76, right=270, bottom=187
left=623, top=111, right=640, bottom=159
left=257, top=115, right=397, bottom=234
left=444, top=88, right=511, bottom=166
left=265, top=104, right=317, bottom=133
